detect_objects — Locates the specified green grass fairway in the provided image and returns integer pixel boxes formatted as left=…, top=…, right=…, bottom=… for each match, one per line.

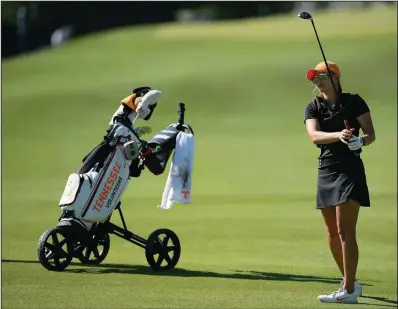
left=2, top=6, right=397, bottom=309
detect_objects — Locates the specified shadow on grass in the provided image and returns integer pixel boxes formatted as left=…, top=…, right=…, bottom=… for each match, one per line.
left=359, top=296, right=398, bottom=308
left=65, top=262, right=346, bottom=284
left=2, top=258, right=360, bottom=285
left=2, top=259, right=396, bottom=307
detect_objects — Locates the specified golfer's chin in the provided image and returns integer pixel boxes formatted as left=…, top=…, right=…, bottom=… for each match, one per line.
left=317, top=85, right=327, bottom=92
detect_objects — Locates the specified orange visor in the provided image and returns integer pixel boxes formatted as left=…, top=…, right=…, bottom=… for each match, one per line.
left=306, top=61, right=341, bottom=81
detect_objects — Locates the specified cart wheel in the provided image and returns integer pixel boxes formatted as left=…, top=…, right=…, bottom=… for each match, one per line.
left=145, top=228, right=181, bottom=271
left=76, top=231, right=110, bottom=265
left=37, top=228, right=73, bottom=271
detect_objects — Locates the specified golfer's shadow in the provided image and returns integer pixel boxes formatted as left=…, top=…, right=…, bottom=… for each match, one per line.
left=359, top=296, right=398, bottom=307
left=59, top=264, right=398, bottom=307
left=72, top=263, right=346, bottom=284
left=3, top=258, right=344, bottom=284
left=65, top=262, right=371, bottom=286
left=68, top=262, right=345, bottom=284
left=1, top=258, right=368, bottom=285
left=66, top=263, right=376, bottom=287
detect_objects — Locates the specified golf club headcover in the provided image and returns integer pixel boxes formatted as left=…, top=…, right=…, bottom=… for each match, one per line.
left=139, top=124, right=179, bottom=175
left=133, top=86, right=152, bottom=95
left=143, top=103, right=157, bottom=121
left=147, top=124, right=179, bottom=154
left=120, top=86, right=152, bottom=112
left=142, top=151, right=171, bottom=176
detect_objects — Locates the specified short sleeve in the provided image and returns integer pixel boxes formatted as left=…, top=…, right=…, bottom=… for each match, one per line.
left=352, top=94, right=370, bottom=118
left=304, top=102, right=317, bottom=124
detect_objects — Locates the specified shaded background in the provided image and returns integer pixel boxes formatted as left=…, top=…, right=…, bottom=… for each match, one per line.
left=2, top=1, right=393, bottom=59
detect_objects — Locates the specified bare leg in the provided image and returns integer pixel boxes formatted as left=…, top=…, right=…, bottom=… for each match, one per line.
left=336, top=200, right=360, bottom=294
left=321, top=207, right=344, bottom=277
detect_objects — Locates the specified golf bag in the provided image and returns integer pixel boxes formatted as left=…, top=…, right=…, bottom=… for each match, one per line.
left=58, top=122, right=141, bottom=231
left=57, top=118, right=181, bottom=231
left=38, top=102, right=192, bottom=272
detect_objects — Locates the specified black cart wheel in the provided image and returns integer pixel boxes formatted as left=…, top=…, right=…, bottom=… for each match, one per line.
left=76, top=231, right=110, bottom=265
left=145, top=228, right=181, bottom=271
left=37, top=228, right=73, bottom=271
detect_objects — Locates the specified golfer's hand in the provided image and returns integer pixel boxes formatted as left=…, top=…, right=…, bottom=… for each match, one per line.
left=338, top=129, right=354, bottom=144
left=347, top=135, right=364, bottom=151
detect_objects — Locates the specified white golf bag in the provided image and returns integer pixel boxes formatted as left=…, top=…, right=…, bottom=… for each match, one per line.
left=37, top=101, right=191, bottom=272
left=58, top=124, right=141, bottom=231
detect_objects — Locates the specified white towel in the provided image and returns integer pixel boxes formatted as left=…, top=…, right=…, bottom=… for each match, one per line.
left=159, top=130, right=195, bottom=210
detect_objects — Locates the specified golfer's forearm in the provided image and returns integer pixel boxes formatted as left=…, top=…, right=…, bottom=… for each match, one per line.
left=310, top=131, right=340, bottom=145
left=362, top=133, right=376, bottom=146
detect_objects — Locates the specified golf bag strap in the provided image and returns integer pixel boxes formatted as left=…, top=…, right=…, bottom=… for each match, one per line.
left=82, top=123, right=121, bottom=164
left=79, top=141, right=114, bottom=173
left=80, top=123, right=124, bottom=173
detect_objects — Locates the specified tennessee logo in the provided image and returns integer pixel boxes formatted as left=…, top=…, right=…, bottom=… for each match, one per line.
left=93, top=162, right=121, bottom=212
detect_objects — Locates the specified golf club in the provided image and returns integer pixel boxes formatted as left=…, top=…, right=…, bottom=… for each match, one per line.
left=298, top=11, right=350, bottom=131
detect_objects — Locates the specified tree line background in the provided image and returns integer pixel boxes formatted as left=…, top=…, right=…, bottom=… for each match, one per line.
left=1, top=1, right=390, bottom=59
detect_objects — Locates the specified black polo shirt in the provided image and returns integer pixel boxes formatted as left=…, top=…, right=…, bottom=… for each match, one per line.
left=304, top=93, right=370, bottom=160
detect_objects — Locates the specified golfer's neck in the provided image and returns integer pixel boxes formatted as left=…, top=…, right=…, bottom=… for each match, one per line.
left=322, top=91, right=337, bottom=104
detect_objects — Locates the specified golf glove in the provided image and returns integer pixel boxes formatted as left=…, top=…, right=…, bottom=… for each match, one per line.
left=347, top=135, right=364, bottom=151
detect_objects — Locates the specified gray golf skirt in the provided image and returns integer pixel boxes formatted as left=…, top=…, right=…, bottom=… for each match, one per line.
left=316, top=157, right=370, bottom=209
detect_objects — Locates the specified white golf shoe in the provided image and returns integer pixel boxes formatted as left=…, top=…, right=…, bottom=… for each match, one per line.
left=339, top=279, right=363, bottom=296
left=318, top=288, right=358, bottom=304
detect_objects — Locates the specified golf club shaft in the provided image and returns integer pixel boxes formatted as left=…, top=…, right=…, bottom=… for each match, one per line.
left=133, top=113, right=140, bottom=124
left=306, top=15, right=351, bottom=130
left=309, top=20, right=338, bottom=97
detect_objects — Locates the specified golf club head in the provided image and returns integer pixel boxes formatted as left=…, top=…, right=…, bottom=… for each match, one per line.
left=298, top=12, right=313, bottom=20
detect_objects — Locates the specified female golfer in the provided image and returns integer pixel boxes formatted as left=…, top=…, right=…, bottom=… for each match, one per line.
left=303, top=61, right=376, bottom=304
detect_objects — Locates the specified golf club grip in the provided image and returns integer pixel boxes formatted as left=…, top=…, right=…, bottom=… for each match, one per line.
left=178, top=103, right=185, bottom=126
left=344, top=120, right=350, bottom=130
